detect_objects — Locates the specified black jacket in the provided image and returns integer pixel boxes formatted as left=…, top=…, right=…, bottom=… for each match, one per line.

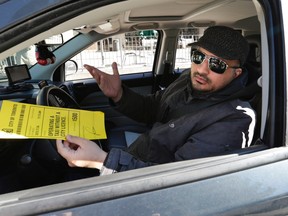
left=100, top=70, right=256, bottom=175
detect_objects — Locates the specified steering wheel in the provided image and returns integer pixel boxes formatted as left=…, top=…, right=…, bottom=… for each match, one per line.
left=36, top=85, right=80, bottom=108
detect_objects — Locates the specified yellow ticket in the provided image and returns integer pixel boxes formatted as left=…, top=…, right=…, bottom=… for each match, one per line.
left=0, top=100, right=106, bottom=140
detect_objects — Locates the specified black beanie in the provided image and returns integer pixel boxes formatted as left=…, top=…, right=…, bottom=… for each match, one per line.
left=191, top=26, right=249, bottom=66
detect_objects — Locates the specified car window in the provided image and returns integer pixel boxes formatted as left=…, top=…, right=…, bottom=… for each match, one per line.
left=174, top=27, right=202, bottom=73
left=65, top=30, right=159, bottom=81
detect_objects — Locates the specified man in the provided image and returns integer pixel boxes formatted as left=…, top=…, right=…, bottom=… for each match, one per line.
left=56, top=26, right=256, bottom=175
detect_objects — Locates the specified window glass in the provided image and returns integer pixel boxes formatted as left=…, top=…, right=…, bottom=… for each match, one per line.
left=66, top=30, right=158, bottom=81
left=175, top=28, right=201, bottom=73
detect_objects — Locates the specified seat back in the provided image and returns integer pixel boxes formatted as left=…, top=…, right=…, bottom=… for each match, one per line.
left=244, top=34, right=262, bottom=145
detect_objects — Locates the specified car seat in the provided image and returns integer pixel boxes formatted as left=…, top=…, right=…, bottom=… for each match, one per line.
left=243, top=34, right=262, bottom=145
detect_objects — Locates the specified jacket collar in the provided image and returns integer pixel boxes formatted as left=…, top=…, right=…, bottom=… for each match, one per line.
left=187, top=69, right=248, bottom=101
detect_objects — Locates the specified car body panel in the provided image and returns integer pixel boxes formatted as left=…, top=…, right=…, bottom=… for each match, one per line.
left=0, top=0, right=287, bottom=214
left=1, top=146, right=288, bottom=215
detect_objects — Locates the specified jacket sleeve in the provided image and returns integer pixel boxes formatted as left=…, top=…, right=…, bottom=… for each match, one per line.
left=100, top=148, right=157, bottom=175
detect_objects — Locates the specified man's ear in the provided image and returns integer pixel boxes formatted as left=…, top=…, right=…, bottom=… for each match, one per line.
left=234, top=68, right=242, bottom=78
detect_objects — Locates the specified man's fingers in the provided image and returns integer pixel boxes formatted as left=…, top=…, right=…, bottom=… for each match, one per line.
left=56, top=139, right=63, bottom=150
left=83, top=64, right=95, bottom=73
left=85, top=63, right=119, bottom=78
left=83, top=64, right=91, bottom=68
left=56, top=136, right=80, bottom=154
left=84, top=64, right=102, bottom=83
left=56, top=139, right=67, bottom=156
left=84, top=64, right=97, bottom=76
left=66, top=134, right=86, bottom=145
left=111, top=62, right=119, bottom=76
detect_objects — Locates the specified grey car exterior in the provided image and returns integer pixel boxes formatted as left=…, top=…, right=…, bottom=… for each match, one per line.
left=0, top=0, right=288, bottom=215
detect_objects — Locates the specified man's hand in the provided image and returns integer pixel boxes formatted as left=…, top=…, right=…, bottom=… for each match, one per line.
left=84, top=62, right=123, bottom=102
left=56, top=135, right=107, bottom=170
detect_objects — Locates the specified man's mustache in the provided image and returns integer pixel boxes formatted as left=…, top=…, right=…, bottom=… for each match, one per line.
left=193, top=72, right=210, bottom=83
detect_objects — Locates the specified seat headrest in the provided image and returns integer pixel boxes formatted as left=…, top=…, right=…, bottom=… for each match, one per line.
left=245, top=34, right=261, bottom=64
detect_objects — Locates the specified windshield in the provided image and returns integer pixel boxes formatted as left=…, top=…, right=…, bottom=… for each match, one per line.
left=0, top=0, right=71, bottom=32
left=0, top=31, right=77, bottom=83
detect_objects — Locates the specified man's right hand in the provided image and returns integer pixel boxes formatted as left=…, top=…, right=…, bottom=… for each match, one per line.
left=84, top=62, right=123, bottom=102
left=56, top=135, right=107, bottom=170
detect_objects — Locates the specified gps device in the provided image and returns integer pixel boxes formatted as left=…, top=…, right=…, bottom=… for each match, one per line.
left=5, top=64, right=32, bottom=86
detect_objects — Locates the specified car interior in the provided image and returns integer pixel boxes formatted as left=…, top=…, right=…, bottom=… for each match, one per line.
left=0, top=0, right=274, bottom=195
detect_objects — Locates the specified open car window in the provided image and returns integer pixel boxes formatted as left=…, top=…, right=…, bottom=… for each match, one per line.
left=65, top=30, right=159, bottom=80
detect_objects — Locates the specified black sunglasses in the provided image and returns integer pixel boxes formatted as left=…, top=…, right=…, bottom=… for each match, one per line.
left=191, top=50, right=240, bottom=74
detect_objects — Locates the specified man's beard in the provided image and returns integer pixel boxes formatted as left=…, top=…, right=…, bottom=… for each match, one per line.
left=191, top=71, right=212, bottom=93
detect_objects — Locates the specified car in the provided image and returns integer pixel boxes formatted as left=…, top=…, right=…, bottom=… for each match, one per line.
left=0, top=0, right=288, bottom=215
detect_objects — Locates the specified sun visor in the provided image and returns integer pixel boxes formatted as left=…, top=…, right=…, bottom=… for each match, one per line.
left=94, top=20, right=120, bottom=34
left=75, top=18, right=120, bottom=35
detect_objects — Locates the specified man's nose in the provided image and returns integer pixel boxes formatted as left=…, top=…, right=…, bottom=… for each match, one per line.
left=197, top=58, right=210, bottom=74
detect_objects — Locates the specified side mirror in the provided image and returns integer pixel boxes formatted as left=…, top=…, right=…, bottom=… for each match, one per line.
left=65, top=59, right=78, bottom=78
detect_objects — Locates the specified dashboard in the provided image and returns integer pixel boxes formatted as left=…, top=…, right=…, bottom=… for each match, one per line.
left=0, top=83, right=39, bottom=105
